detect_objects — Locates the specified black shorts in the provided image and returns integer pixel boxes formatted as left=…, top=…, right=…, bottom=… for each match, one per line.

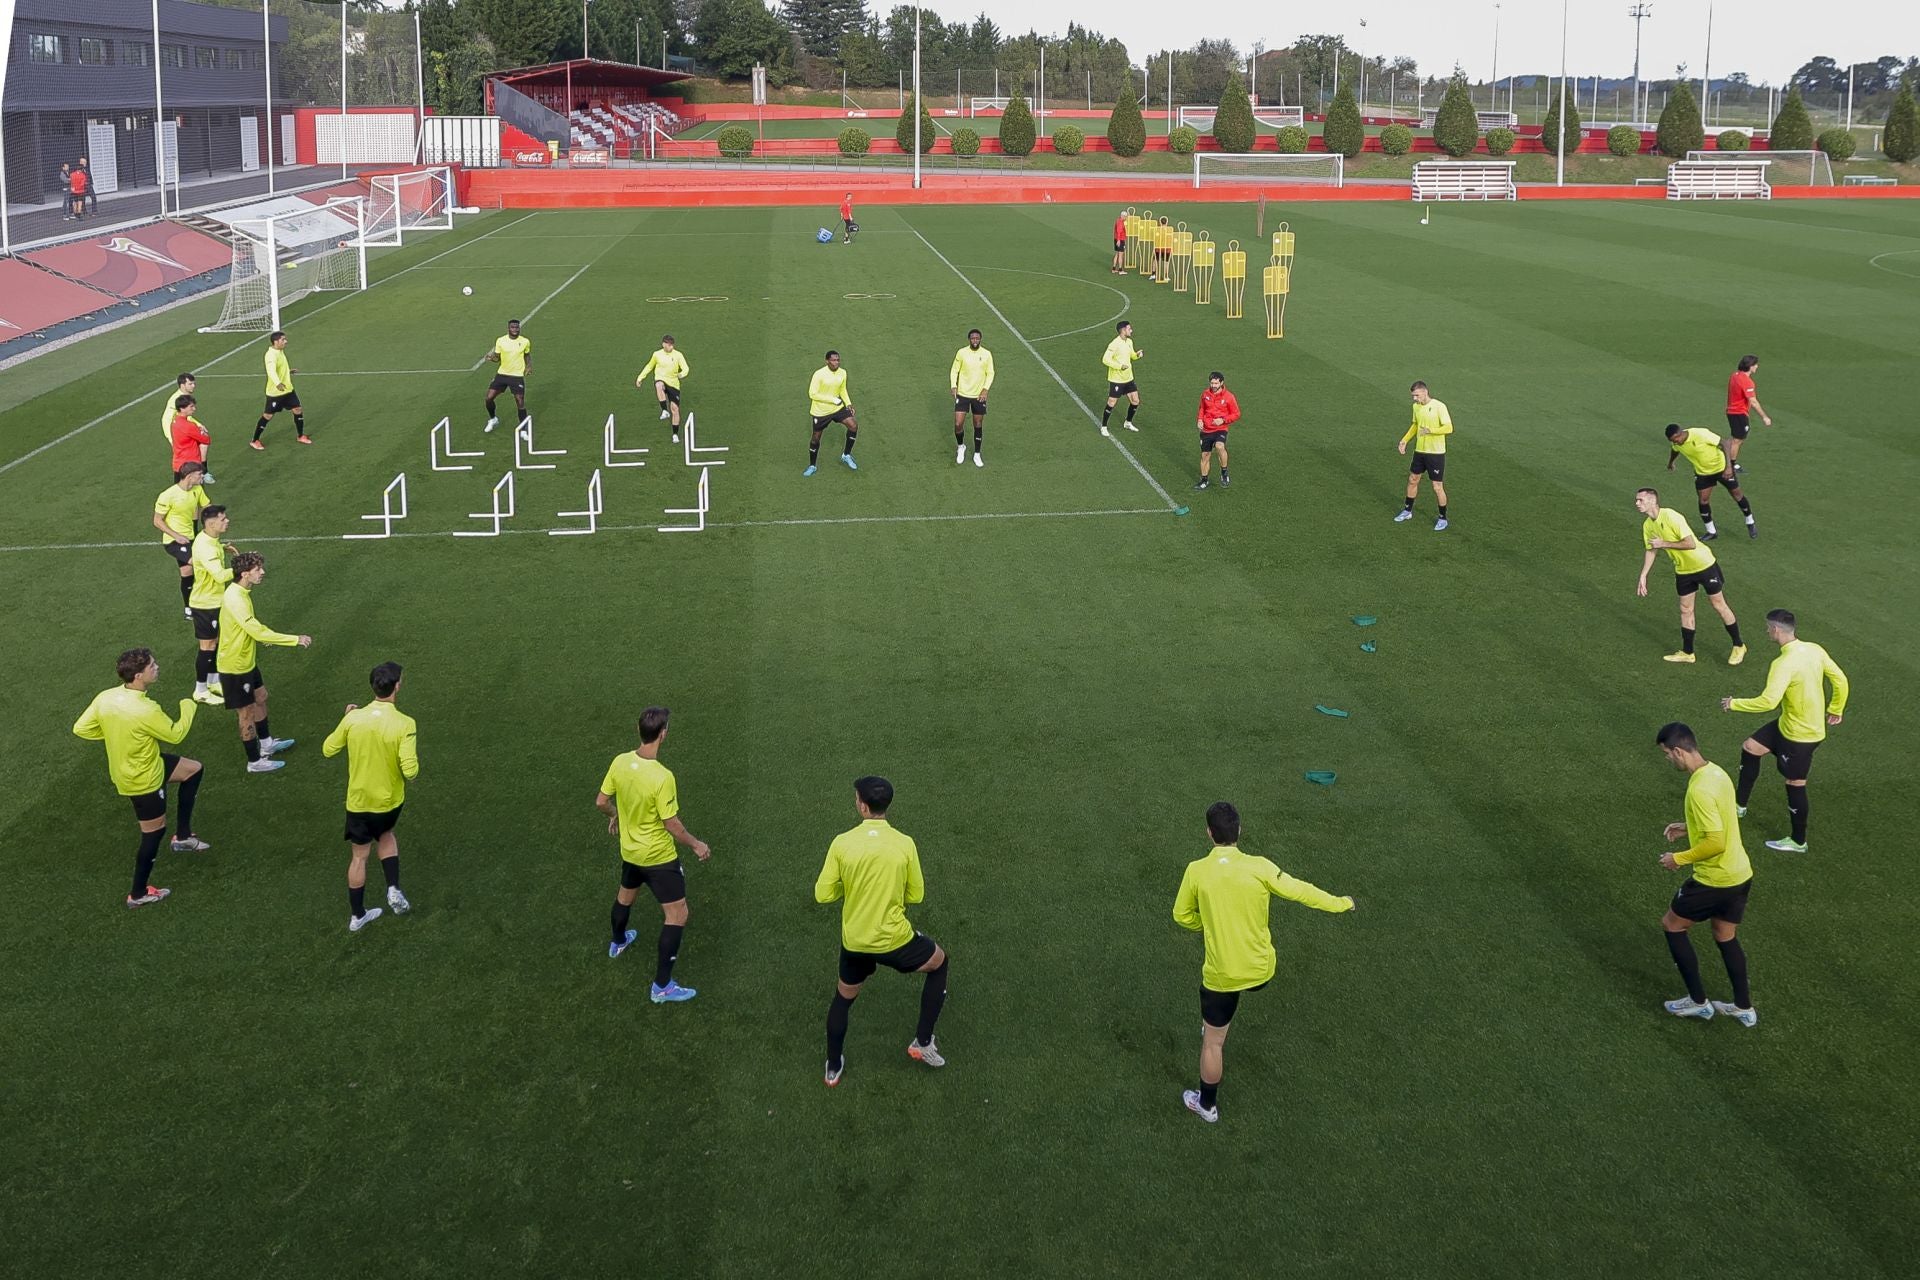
left=1693, top=470, right=1731, bottom=492
left=1200, top=979, right=1269, bottom=1028
left=811, top=408, right=853, bottom=429
left=845, top=219, right=858, bottom=234
left=1200, top=430, right=1229, bottom=452
left=1674, top=564, right=1726, bottom=598
left=1114, top=237, right=1126, bottom=252
left=1670, top=876, right=1752, bottom=924
left=344, top=805, right=403, bottom=845
left=1750, top=719, right=1820, bottom=780
left=839, top=932, right=938, bottom=985
left=220, top=667, right=262, bottom=709
left=657, top=384, right=681, bottom=404
left=488, top=375, right=525, bottom=394
left=1409, top=451, right=1445, bottom=480
left=1107, top=380, right=1138, bottom=398
left=1725, top=413, right=1750, bottom=439
left=619, top=858, right=687, bottom=904
left=263, top=392, right=301, bottom=414
left=189, top=607, right=220, bottom=640
left=954, top=396, right=987, bottom=416
left=129, top=754, right=179, bottom=821
left=163, top=540, right=192, bottom=567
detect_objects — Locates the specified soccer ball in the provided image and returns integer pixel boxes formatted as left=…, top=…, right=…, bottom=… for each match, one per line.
left=462, top=286, right=474, bottom=296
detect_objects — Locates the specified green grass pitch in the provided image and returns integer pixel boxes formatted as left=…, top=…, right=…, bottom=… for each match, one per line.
left=3, top=199, right=1917, bottom=1276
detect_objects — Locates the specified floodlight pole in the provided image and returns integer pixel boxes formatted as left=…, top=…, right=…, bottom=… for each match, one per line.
left=1490, top=4, right=1500, bottom=112
left=1166, top=49, right=1172, bottom=134
left=1846, top=63, right=1854, bottom=129
left=583, top=0, right=592, bottom=59
left=339, top=0, right=348, bottom=180
left=1628, top=3, right=1650, bottom=127
left=1699, top=0, right=1712, bottom=129
left=912, top=5, right=921, bottom=189
left=1039, top=43, right=1046, bottom=137
left=264, top=0, right=276, bottom=193
left=414, top=11, right=425, bottom=157
left=152, top=0, right=167, bottom=214
left=1555, top=0, right=1568, bottom=187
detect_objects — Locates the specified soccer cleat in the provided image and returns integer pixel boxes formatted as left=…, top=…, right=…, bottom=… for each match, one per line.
left=1121, top=421, right=1139, bottom=432
left=387, top=886, right=410, bottom=914
left=650, top=981, right=698, bottom=1004
left=824, top=1059, right=845, bottom=1087
left=841, top=453, right=858, bottom=471
left=349, top=907, right=384, bottom=933
left=1663, top=651, right=1697, bottom=664
left=1393, top=509, right=1413, bottom=522
left=1099, top=424, right=1110, bottom=437
left=1747, top=523, right=1759, bottom=540
left=1729, top=645, right=1748, bottom=666
left=170, top=836, right=210, bottom=852
left=659, top=408, right=671, bottom=420
left=1219, top=473, right=1230, bottom=487
left=1434, top=518, right=1449, bottom=531
left=802, top=464, right=818, bottom=477
left=1764, top=837, right=1809, bottom=854
left=296, top=435, right=312, bottom=445
left=249, top=440, right=265, bottom=451
left=609, top=928, right=637, bottom=959
left=957, top=443, right=968, bottom=465
left=1733, top=462, right=1745, bottom=473
left=1663, top=996, right=1715, bottom=1020
left=183, top=606, right=193, bottom=620
left=201, top=473, right=217, bottom=485
left=193, top=687, right=223, bottom=706
left=1700, top=529, right=1718, bottom=542
left=1737, top=806, right=1748, bottom=818
left=1182, top=1089, right=1219, bottom=1124
left=907, top=1038, right=946, bottom=1068
left=245, top=759, right=287, bottom=774
left=261, top=736, right=296, bottom=756
left=1711, top=1001, right=1759, bottom=1027
left=127, top=885, right=171, bottom=908
left=484, top=417, right=499, bottom=433
left=1193, top=479, right=1209, bottom=490
left=671, top=432, right=680, bottom=444
left=973, top=453, right=984, bottom=469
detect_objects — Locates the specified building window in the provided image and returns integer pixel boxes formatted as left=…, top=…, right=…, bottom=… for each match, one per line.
left=79, top=38, right=110, bottom=66
left=126, top=43, right=151, bottom=68
left=29, top=33, right=65, bottom=63
left=226, top=49, right=244, bottom=71
left=195, top=47, right=217, bottom=69
left=162, top=45, right=186, bottom=69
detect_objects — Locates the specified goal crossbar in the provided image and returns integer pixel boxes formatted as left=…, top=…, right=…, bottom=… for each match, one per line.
left=361, top=166, right=456, bottom=247
left=1194, top=152, right=1343, bottom=189
left=1179, top=105, right=1306, bottom=132
left=202, top=196, right=367, bottom=333
left=1687, top=149, right=1831, bottom=186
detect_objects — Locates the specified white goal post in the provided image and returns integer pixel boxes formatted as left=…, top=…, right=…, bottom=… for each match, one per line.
left=968, top=95, right=1028, bottom=116
left=1194, top=152, right=1344, bottom=189
left=1179, top=105, right=1306, bottom=132
left=1687, top=149, right=1832, bottom=186
left=201, top=197, right=367, bottom=334
left=361, top=166, right=456, bottom=247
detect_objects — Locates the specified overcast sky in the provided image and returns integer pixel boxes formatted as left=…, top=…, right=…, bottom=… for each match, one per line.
left=949, top=0, right=1911, bottom=85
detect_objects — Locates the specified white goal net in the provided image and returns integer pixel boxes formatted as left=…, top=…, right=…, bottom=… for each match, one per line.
left=202, top=197, right=367, bottom=333
left=968, top=95, right=1029, bottom=116
left=1687, top=149, right=1832, bottom=186
left=362, top=167, right=456, bottom=247
left=1179, top=105, right=1307, bottom=132
left=1194, top=152, right=1344, bottom=189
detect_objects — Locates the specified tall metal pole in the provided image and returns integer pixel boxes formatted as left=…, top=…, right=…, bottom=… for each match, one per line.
left=264, top=0, right=276, bottom=193
left=1699, top=0, right=1712, bottom=129
left=1846, top=63, right=1855, bottom=129
left=1628, top=3, right=1650, bottom=126
left=339, top=0, right=348, bottom=179
left=582, top=0, right=591, bottom=59
left=636, top=17, right=641, bottom=64
left=911, top=5, right=920, bottom=190
left=1166, top=49, right=1172, bottom=134
left=1491, top=4, right=1500, bottom=111
left=662, top=33, right=667, bottom=70
left=1039, top=43, right=1046, bottom=137
left=152, top=0, right=167, bottom=213
left=414, top=10, right=425, bottom=160
left=1556, top=0, right=1568, bottom=186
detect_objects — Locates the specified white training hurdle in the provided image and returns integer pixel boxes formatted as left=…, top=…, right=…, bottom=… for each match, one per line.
left=604, top=413, right=648, bottom=468
left=514, top=416, right=566, bottom=470
left=453, top=471, right=516, bottom=537
left=659, top=468, right=710, bottom=534
left=342, top=472, right=408, bottom=539
left=549, top=469, right=604, bottom=537
left=430, top=417, right=482, bottom=472
left=682, top=412, right=727, bottom=467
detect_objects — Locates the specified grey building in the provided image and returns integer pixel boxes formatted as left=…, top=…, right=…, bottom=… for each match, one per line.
left=2, top=0, right=287, bottom=207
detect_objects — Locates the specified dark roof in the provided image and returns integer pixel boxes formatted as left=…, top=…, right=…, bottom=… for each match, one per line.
left=487, top=59, right=692, bottom=91
left=14, top=0, right=286, bottom=41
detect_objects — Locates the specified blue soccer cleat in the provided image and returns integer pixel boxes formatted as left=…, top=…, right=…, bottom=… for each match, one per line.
left=841, top=454, right=858, bottom=471
left=650, top=981, right=697, bottom=1004
left=803, top=464, right=818, bottom=477
left=609, top=928, right=637, bottom=959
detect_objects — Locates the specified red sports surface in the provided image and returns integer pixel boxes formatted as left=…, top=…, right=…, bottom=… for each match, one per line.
left=21, top=223, right=230, bottom=299
left=0, top=259, right=118, bottom=340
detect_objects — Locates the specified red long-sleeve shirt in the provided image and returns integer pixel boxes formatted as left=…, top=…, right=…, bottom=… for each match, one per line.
left=1197, top=387, right=1240, bottom=431
left=170, top=414, right=210, bottom=471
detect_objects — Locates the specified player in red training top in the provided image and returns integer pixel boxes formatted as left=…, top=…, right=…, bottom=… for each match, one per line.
left=1112, top=208, right=1127, bottom=274
left=1192, top=371, right=1240, bottom=491
left=170, top=395, right=215, bottom=484
left=1724, top=355, right=1772, bottom=473
left=839, top=193, right=855, bottom=244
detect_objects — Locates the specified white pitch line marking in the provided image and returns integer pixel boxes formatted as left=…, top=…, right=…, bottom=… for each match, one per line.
left=961, top=265, right=1132, bottom=343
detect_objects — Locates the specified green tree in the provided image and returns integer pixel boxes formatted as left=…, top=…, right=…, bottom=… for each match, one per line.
left=1107, top=84, right=1145, bottom=157
left=895, top=93, right=936, bottom=152
left=1816, top=126, right=1856, bottom=161
left=1483, top=127, right=1515, bottom=155
left=1051, top=123, right=1084, bottom=155
left=692, top=0, right=796, bottom=79
left=1273, top=123, right=1310, bottom=153
left=1432, top=71, right=1479, bottom=157
left=1212, top=71, right=1255, bottom=152
left=999, top=92, right=1036, bottom=155
left=1656, top=82, right=1704, bottom=157
left=478, top=0, right=573, bottom=70
left=1323, top=82, right=1363, bottom=157
left=1378, top=123, right=1413, bottom=155
left=714, top=123, right=755, bottom=155
left=782, top=0, right=869, bottom=58
left=1885, top=77, right=1919, bottom=163
left=1541, top=77, right=1582, bottom=156
left=1770, top=85, right=1814, bottom=151
left=1607, top=124, right=1643, bottom=156
left=838, top=126, right=871, bottom=154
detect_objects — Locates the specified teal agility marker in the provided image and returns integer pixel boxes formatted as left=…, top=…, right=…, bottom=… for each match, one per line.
left=1314, top=705, right=1349, bottom=719
left=1174, top=505, right=1191, bottom=516
left=1304, top=771, right=1337, bottom=785
left=1352, top=615, right=1377, bottom=626
left=1360, top=641, right=1376, bottom=652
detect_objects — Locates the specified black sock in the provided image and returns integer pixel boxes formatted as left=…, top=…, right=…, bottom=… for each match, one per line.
left=196, top=649, right=216, bottom=685
left=954, top=426, right=965, bottom=446
left=131, top=828, right=163, bottom=898
left=1220, top=468, right=1227, bottom=479
left=973, top=425, right=982, bottom=454
left=1736, top=751, right=1762, bottom=806
left=253, top=418, right=267, bottom=440
left=1199, top=1080, right=1219, bottom=1110
left=175, top=770, right=201, bottom=838
left=1727, top=620, right=1743, bottom=646
left=1698, top=504, right=1714, bottom=526
left=178, top=575, right=192, bottom=606
left=243, top=734, right=261, bottom=763
left=843, top=429, right=857, bottom=456
left=517, top=406, right=529, bottom=426
left=1737, top=497, right=1752, bottom=516
left=1403, top=496, right=1415, bottom=512
left=1125, top=402, right=1136, bottom=422
left=380, top=854, right=400, bottom=888
left=915, top=957, right=949, bottom=1044
left=1716, top=937, right=1751, bottom=1008
left=349, top=884, right=365, bottom=918
left=293, top=414, right=307, bottom=437
left=1665, top=929, right=1706, bottom=1003
left=1102, top=404, right=1112, bottom=425
left=1438, top=503, right=1448, bottom=517
left=1787, top=786, right=1809, bottom=843
left=255, top=717, right=271, bottom=742
left=485, top=399, right=495, bottom=419
left=655, top=923, right=684, bottom=987
left=808, top=439, right=820, bottom=465
left=1682, top=627, right=1697, bottom=655
left=611, top=900, right=632, bottom=946
left=826, top=992, right=854, bottom=1069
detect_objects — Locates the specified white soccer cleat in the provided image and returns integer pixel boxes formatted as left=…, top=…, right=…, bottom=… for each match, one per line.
left=484, top=417, right=498, bottom=433
left=1122, top=421, right=1139, bottom=432
left=907, top=1038, right=946, bottom=1068
left=824, top=1059, right=844, bottom=1087
left=1393, top=509, right=1413, bottom=523
left=659, top=408, right=670, bottom=420
left=1182, top=1089, right=1219, bottom=1123
left=956, top=442, right=967, bottom=465
left=201, top=473, right=217, bottom=485
left=1710, top=1001, right=1758, bottom=1027
left=349, top=907, right=384, bottom=933
left=973, top=453, right=984, bottom=468
left=1764, top=838, right=1808, bottom=854
left=1434, top=518, right=1449, bottom=532
left=1099, top=424, right=1110, bottom=437
left=170, top=836, right=211, bottom=852
left=671, top=432, right=680, bottom=443
left=1663, top=996, right=1715, bottom=1020
left=1737, top=806, right=1748, bottom=818
left=387, top=886, right=411, bottom=914
left=193, top=688, right=224, bottom=706
left=245, top=759, right=286, bottom=774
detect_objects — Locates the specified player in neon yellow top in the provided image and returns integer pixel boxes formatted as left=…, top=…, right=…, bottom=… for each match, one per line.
left=1722, top=608, right=1848, bottom=854
left=1665, top=423, right=1755, bottom=540
left=187, top=504, right=235, bottom=706
left=1655, top=722, right=1756, bottom=1026
left=251, top=331, right=309, bottom=448
left=72, top=647, right=209, bottom=907
left=1100, top=320, right=1143, bottom=435
left=216, top=552, right=311, bottom=774
left=595, top=707, right=711, bottom=1002
left=323, top=662, right=421, bottom=933
left=1395, top=380, right=1453, bottom=531
left=482, top=319, right=532, bottom=433
left=1172, top=801, right=1354, bottom=1123
left=950, top=328, right=995, bottom=468
left=1634, top=487, right=1746, bottom=667
left=160, top=372, right=195, bottom=442
left=804, top=350, right=859, bottom=475
left=815, top=776, right=949, bottom=1086
left=152, top=463, right=208, bottom=616
left=636, top=334, right=691, bottom=440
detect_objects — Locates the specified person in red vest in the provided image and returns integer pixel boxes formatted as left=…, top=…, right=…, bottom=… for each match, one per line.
left=170, top=395, right=215, bottom=484
left=69, top=161, right=89, bottom=220
left=1723, top=354, right=1772, bottom=473
left=1111, top=208, right=1127, bottom=274
left=839, top=192, right=855, bottom=244
left=1192, top=371, right=1240, bottom=490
